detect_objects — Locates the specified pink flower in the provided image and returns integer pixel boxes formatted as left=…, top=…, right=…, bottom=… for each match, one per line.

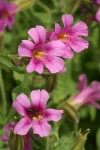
left=50, top=14, right=89, bottom=55
left=2, top=122, right=32, bottom=150
left=2, top=122, right=16, bottom=142
left=95, top=7, right=100, bottom=22
left=97, top=0, right=100, bottom=5
left=18, top=26, right=66, bottom=74
left=0, top=0, right=16, bottom=31
left=73, top=74, right=100, bottom=109
left=12, top=89, right=63, bottom=137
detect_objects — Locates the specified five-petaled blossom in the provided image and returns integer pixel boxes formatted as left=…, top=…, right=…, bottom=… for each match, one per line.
left=12, top=90, right=63, bottom=137
left=2, top=122, right=32, bottom=150
left=18, top=26, right=67, bottom=74
left=50, top=14, right=89, bottom=55
left=0, top=0, right=16, bottom=31
left=72, top=74, right=100, bottom=109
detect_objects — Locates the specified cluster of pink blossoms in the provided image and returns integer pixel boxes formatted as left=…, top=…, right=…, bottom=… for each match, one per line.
left=72, top=74, right=100, bottom=109
left=0, top=0, right=16, bottom=31
left=18, top=14, right=89, bottom=74
left=95, top=0, right=100, bottom=22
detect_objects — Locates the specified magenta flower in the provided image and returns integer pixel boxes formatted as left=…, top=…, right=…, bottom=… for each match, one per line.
left=50, top=14, right=89, bottom=55
left=2, top=122, right=16, bottom=142
left=97, top=0, right=100, bottom=5
left=95, top=7, right=100, bottom=22
left=0, top=0, right=16, bottom=31
left=12, top=89, right=63, bottom=137
left=73, top=74, right=100, bottom=109
left=2, top=122, right=32, bottom=150
left=18, top=26, right=66, bottom=74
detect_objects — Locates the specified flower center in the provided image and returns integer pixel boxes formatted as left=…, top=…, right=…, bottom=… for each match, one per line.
left=2, top=12, right=9, bottom=18
left=57, top=34, right=68, bottom=41
left=27, top=108, right=43, bottom=121
left=33, top=115, right=43, bottom=121
left=32, top=51, right=44, bottom=60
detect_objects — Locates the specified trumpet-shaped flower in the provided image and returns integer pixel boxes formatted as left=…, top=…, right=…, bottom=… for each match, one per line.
left=18, top=26, right=66, bottom=74
left=0, top=0, right=16, bottom=31
left=50, top=14, right=89, bottom=54
left=73, top=74, right=100, bottom=109
left=12, top=90, right=63, bottom=137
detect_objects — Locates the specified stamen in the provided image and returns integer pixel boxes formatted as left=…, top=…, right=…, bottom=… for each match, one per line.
left=32, top=51, right=44, bottom=59
left=57, top=34, right=68, bottom=40
left=2, top=12, right=9, bottom=18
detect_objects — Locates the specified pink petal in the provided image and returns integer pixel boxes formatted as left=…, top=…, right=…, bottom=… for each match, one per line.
left=71, top=21, right=88, bottom=36
left=50, top=32, right=57, bottom=40
left=74, top=87, right=93, bottom=103
left=4, top=122, right=16, bottom=132
left=16, top=93, right=31, bottom=108
left=59, top=65, right=67, bottom=74
left=91, top=81, right=100, bottom=91
left=44, top=109, right=63, bottom=122
left=45, top=40, right=66, bottom=57
left=62, top=14, right=74, bottom=27
left=14, top=118, right=31, bottom=135
left=44, top=56, right=64, bottom=73
left=0, top=20, right=6, bottom=31
left=26, top=59, right=35, bottom=73
left=36, top=26, right=46, bottom=43
left=77, top=74, right=87, bottom=91
left=68, top=37, right=89, bottom=52
left=28, top=28, right=39, bottom=44
left=18, top=44, right=32, bottom=57
left=7, top=16, right=15, bottom=29
left=21, top=40, right=35, bottom=50
left=55, top=23, right=61, bottom=33
left=12, top=100, right=26, bottom=116
left=96, top=8, right=100, bottom=22
left=28, top=26, right=46, bottom=44
left=34, top=61, right=44, bottom=74
left=31, top=90, right=49, bottom=110
left=97, top=0, right=100, bottom=5
left=32, top=118, right=51, bottom=137
left=62, top=45, right=74, bottom=59
left=2, top=134, right=9, bottom=142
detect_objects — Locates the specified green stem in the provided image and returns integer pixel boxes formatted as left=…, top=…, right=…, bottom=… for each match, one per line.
left=45, top=136, right=50, bottom=150
left=0, top=66, right=7, bottom=116
left=36, top=0, right=51, bottom=13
